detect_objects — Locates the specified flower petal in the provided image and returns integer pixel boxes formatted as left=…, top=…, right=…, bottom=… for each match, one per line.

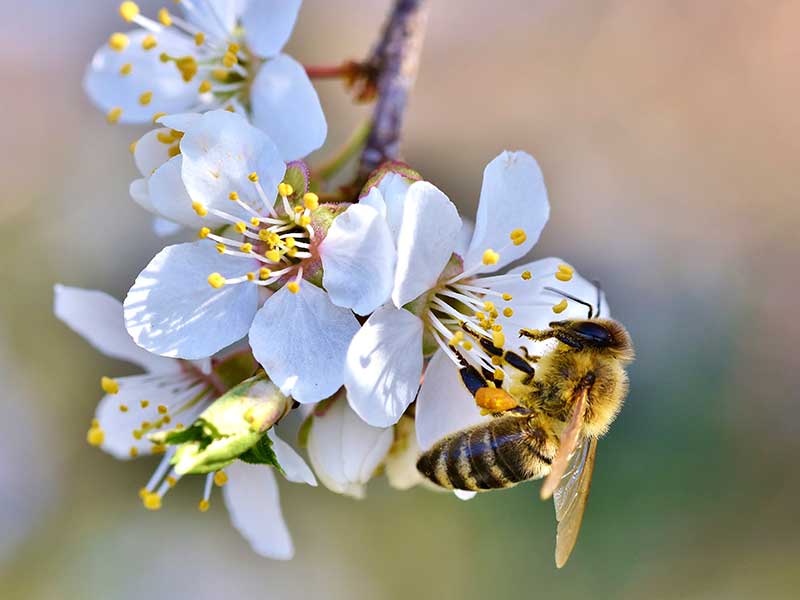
left=464, top=151, right=549, bottom=273
left=344, top=306, right=424, bottom=427
left=359, top=186, right=387, bottom=218
left=54, top=285, right=176, bottom=374
left=223, top=460, right=293, bottom=559
left=83, top=30, right=198, bottom=123
left=133, top=128, right=174, bottom=177
left=306, top=394, right=393, bottom=498
left=129, top=178, right=154, bottom=213
left=392, top=181, right=461, bottom=307
left=242, top=0, right=302, bottom=58
left=124, top=241, right=260, bottom=359
left=384, top=416, right=425, bottom=491
left=149, top=156, right=217, bottom=229
left=152, top=217, right=182, bottom=238
left=182, top=0, right=244, bottom=40
left=416, top=350, right=489, bottom=450
left=157, top=112, right=201, bottom=132
left=454, top=219, right=474, bottom=258
left=180, top=110, right=286, bottom=217
left=267, top=429, right=317, bottom=486
left=94, top=373, right=211, bottom=459
left=375, top=172, right=414, bottom=241
left=320, top=204, right=396, bottom=315
left=249, top=283, right=359, bottom=403
left=251, top=54, right=327, bottom=161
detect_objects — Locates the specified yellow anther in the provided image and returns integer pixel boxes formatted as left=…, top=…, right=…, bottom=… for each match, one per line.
left=138, top=487, right=148, bottom=499
left=161, top=415, right=171, bottom=424
left=228, top=43, right=240, bottom=54
left=493, top=368, right=505, bottom=381
left=159, top=52, right=170, bottom=63
left=259, top=268, right=271, bottom=280
left=503, top=307, right=514, bottom=318
left=482, top=249, right=500, bottom=265
left=119, top=2, right=140, bottom=23
left=158, top=7, right=172, bottom=26
left=166, top=476, right=177, bottom=487
left=138, top=91, right=153, bottom=106
left=132, top=429, right=143, bottom=440
left=107, top=107, right=122, bottom=124
left=157, top=404, right=168, bottom=415
left=492, top=331, right=506, bottom=348
left=248, top=172, right=259, bottom=182
left=222, top=51, right=238, bottom=68
left=156, top=131, right=174, bottom=144
left=299, top=215, right=311, bottom=227
left=510, top=228, right=527, bottom=246
left=493, top=324, right=503, bottom=332
left=196, top=227, right=211, bottom=241
left=128, top=141, right=137, bottom=154
left=265, top=249, right=281, bottom=262
left=483, top=301, right=495, bottom=312
left=241, top=243, right=253, bottom=254
left=101, top=376, right=120, bottom=395
left=129, top=446, right=140, bottom=458
left=194, top=32, right=205, bottom=46
left=119, top=63, right=133, bottom=76
left=462, top=341, right=473, bottom=351
left=502, top=293, right=513, bottom=301
left=224, top=104, right=235, bottom=112
left=198, top=499, right=210, bottom=512
left=198, top=80, right=212, bottom=94
left=86, top=423, right=105, bottom=447
left=293, top=205, right=304, bottom=214
left=141, top=35, right=157, bottom=51
left=228, top=191, right=239, bottom=202
left=151, top=444, right=166, bottom=454
left=246, top=272, right=256, bottom=281
left=208, top=273, right=226, bottom=289
left=287, top=280, right=301, bottom=294
left=214, top=471, right=228, bottom=487
left=109, top=32, right=130, bottom=52
left=215, top=243, right=226, bottom=254
left=151, top=111, right=167, bottom=123
left=142, top=492, right=162, bottom=511
left=119, top=404, right=129, bottom=412
left=234, top=221, right=247, bottom=234
left=167, top=144, right=180, bottom=158
left=491, top=356, right=503, bottom=366
left=140, top=420, right=152, bottom=430
left=284, top=237, right=296, bottom=249
left=552, top=299, right=568, bottom=314
left=555, top=270, right=573, bottom=282
left=175, top=56, right=198, bottom=82
left=212, top=68, right=229, bottom=82
left=191, top=201, right=208, bottom=216
left=278, top=183, right=293, bottom=197
left=303, top=192, right=319, bottom=210
left=247, top=218, right=259, bottom=228
left=558, top=263, right=574, bottom=275
left=140, top=399, right=149, bottom=408
left=287, top=247, right=298, bottom=258
left=521, top=271, right=532, bottom=280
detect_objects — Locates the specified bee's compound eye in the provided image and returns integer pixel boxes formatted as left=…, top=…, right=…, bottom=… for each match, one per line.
left=573, top=321, right=613, bottom=344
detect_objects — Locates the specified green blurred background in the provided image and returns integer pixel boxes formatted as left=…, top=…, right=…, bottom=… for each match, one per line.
left=2, top=1, right=799, bottom=598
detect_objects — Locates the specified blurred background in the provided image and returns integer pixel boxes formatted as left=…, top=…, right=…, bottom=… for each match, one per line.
left=2, top=0, right=799, bottom=598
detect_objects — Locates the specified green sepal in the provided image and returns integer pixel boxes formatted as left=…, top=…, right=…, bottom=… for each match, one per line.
left=283, top=161, right=310, bottom=199
left=149, top=373, right=290, bottom=475
left=359, top=161, right=422, bottom=199
left=239, top=433, right=284, bottom=475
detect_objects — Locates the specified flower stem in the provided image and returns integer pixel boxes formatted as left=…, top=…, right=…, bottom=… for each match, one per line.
left=317, top=119, right=373, bottom=182
left=305, top=64, right=351, bottom=79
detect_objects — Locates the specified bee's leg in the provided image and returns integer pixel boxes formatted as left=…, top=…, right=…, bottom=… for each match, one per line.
left=519, top=347, right=541, bottom=363
left=520, top=327, right=584, bottom=350
left=450, top=346, right=489, bottom=397
left=503, top=351, right=536, bottom=384
left=461, top=321, right=537, bottom=383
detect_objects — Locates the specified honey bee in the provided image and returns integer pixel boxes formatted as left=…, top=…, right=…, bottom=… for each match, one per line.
left=416, top=289, right=634, bottom=567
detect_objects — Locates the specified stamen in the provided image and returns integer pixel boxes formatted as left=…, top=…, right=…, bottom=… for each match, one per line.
left=101, top=376, right=120, bottom=394
left=108, top=32, right=130, bottom=52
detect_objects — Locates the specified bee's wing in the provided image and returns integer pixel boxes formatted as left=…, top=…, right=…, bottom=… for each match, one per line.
left=540, top=387, right=587, bottom=500
left=552, top=436, right=597, bottom=568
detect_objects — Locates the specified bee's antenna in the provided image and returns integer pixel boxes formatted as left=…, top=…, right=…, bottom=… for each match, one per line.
left=592, top=279, right=603, bottom=318
left=543, top=287, right=594, bottom=319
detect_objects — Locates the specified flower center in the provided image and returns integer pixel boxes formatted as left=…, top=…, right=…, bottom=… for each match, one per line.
left=194, top=179, right=320, bottom=293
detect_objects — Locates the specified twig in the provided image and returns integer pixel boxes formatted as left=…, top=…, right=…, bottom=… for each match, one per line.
left=357, top=0, right=430, bottom=180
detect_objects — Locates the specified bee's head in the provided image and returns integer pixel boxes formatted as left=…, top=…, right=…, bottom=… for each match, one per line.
left=550, top=319, right=634, bottom=361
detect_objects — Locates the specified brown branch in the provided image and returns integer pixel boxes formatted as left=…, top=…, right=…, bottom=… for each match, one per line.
left=357, top=0, right=430, bottom=181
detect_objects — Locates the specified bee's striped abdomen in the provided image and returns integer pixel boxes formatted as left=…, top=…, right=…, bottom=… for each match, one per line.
left=416, top=415, right=554, bottom=492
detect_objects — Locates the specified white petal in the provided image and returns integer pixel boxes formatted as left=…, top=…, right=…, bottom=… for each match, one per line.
left=251, top=54, right=327, bottom=161
left=320, top=204, right=396, bottom=315
left=94, top=373, right=210, bottom=459
left=149, top=156, right=218, bottom=229
left=54, top=285, right=176, bottom=374
left=242, top=0, right=302, bottom=58
left=157, top=112, right=201, bottom=132
left=267, top=429, right=317, bottom=486
left=133, top=128, right=173, bottom=177
left=491, top=258, right=609, bottom=357
left=124, top=242, right=260, bottom=359
left=375, top=171, right=414, bottom=241
left=392, top=181, right=461, bottom=307
left=223, top=461, right=293, bottom=559
left=384, top=417, right=425, bottom=491
left=129, top=178, right=155, bottom=213
left=83, top=30, right=198, bottom=123
left=152, top=217, right=182, bottom=237
left=454, top=219, right=474, bottom=257
left=464, top=151, right=550, bottom=273
left=416, top=350, right=489, bottom=450
left=359, top=187, right=387, bottom=219
left=306, top=395, right=393, bottom=498
left=249, top=283, right=360, bottom=403
left=344, top=306, right=424, bottom=427
left=182, top=0, right=245, bottom=40
left=180, top=110, right=286, bottom=217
